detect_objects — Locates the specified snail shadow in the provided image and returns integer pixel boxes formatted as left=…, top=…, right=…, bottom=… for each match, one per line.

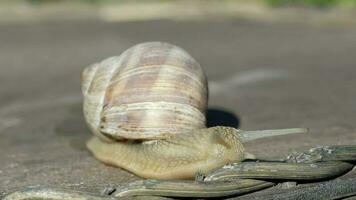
left=206, top=108, right=240, bottom=128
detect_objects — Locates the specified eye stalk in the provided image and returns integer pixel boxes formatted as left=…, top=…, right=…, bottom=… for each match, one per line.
left=237, top=128, right=309, bottom=143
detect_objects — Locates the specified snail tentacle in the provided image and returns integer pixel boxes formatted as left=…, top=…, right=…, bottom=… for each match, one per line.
left=238, top=128, right=309, bottom=142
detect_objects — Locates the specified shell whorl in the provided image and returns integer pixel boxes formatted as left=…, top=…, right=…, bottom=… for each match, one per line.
left=82, top=42, right=208, bottom=140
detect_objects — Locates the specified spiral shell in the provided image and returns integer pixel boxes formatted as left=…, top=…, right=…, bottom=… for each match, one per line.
left=81, top=42, right=208, bottom=140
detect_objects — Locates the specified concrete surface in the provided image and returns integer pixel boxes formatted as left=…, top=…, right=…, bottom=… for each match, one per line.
left=2, top=1, right=356, bottom=25
left=1, top=19, right=356, bottom=198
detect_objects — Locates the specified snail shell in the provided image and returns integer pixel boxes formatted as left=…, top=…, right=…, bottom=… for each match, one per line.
left=81, top=42, right=208, bottom=141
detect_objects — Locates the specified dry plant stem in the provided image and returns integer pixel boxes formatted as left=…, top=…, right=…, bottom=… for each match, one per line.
left=238, top=177, right=356, bottom=200
left=205, top=145, right=356, bottom=182
left=113, top=179, right=274, bottom=198
left=287, top=145, right=356, bottom=163
left=204, top=161, right=354, bottom=181
left=3, top=187, right=114, bottom=200
left=87, top=127, right=305, bottom=179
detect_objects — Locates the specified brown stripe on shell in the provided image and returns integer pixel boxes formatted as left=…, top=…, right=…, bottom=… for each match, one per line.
left=102, top=45, right=139, bottom=104
left=130, top=44, right=179, bottom=139
left=103, top=43, right=168, bottom=139
left=101, top=102, right=206, bottom=139
left=106, top=65, right=207, bottom=111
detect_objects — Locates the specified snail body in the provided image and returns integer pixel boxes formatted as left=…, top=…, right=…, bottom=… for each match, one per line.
left=82, top=42, right=305, bottom=179
left=87, top=126, right=245, bottom=179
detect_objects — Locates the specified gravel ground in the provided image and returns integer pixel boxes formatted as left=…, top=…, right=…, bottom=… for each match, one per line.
left=1, top=19, right=356, bottom=198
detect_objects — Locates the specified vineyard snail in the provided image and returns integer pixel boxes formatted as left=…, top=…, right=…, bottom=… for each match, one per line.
left=82, top=42, right=306, bottom=180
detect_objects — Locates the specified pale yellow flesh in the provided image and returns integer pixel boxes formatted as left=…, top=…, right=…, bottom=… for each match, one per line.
left=87, top=126, right=245, bottom=180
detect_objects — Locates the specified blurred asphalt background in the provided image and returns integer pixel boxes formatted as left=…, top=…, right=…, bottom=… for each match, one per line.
left=1, top=0, right=356, bottom=198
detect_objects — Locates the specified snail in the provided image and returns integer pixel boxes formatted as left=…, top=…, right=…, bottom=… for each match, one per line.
left=82, top=42, right=306, bottom=180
